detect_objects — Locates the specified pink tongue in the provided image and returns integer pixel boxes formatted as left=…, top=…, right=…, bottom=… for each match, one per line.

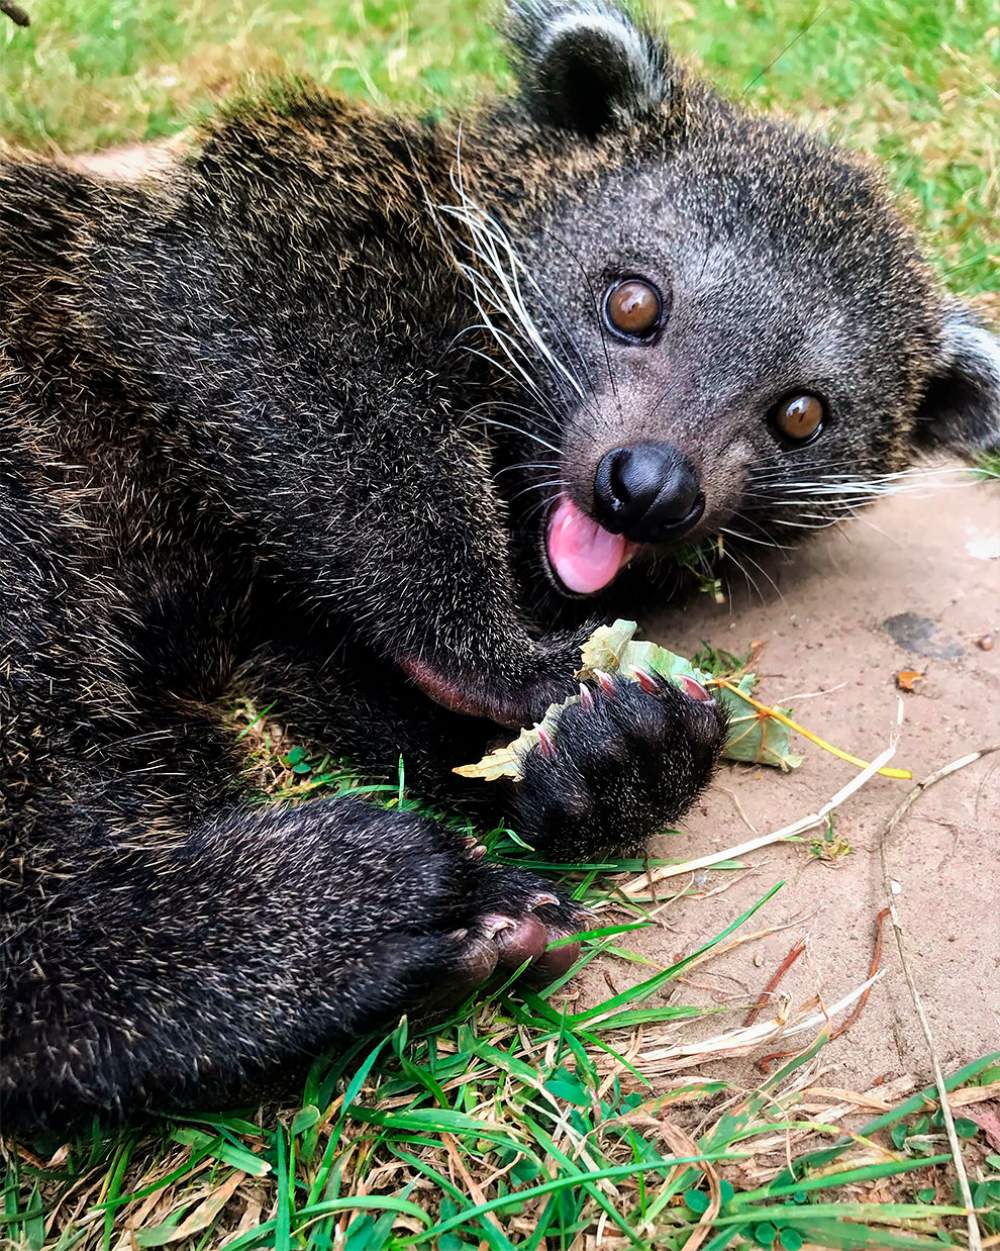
left=546, top=496, right=628, bottom=594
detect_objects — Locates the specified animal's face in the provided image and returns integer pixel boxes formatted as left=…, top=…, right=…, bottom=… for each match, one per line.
left=476, top=0, right=1000, bottom=600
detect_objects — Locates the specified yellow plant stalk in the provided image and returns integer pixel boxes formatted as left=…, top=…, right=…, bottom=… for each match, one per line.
left=711, top=678, right=912, bottom=780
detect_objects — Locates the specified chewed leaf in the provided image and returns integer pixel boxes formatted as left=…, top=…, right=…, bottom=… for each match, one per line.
left=711, top=672, right=803, bottom=771
left=453, top=695, right=579, bottom=781
left=576, top=619, right=639, bottom=675
left=456, top=620, right=802, bottom=781
left=722, top=704, right=804, bottom=770
left=451, top=733, right=532, bottom=781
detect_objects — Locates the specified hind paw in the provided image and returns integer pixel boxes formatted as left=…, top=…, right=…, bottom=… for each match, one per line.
left=438, top=865, right=588, bottom=996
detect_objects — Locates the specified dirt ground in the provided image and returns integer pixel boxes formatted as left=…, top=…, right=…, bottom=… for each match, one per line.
left=597, top=466, right=1000, bottom=1088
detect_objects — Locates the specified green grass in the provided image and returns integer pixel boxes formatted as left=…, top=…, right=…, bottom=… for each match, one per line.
left=5, top=702, right=1000, bottom=1247
left=2, top=1, right=998, bottom=1246
left=5, top=826, right=999, bottom=1250
left=977, top=452, right=1000, bottom=480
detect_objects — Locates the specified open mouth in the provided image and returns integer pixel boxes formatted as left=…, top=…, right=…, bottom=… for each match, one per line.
left=545, top=496, right=639, bottom=595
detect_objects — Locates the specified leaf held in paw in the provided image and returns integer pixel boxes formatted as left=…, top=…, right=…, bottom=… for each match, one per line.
left=452, top=696, right=579, bottom=780
left=454, top=618, right=802, bottom=780
left=576, top=620, right=802, bottom=771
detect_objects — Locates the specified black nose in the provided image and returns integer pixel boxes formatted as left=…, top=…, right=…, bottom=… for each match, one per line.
left=593, top=443, right=704, bottom=542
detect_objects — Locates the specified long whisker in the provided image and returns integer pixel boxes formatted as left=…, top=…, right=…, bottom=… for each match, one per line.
left=440, top=166, right=591, bottom=406
left=474, top=416, right=562, bottom=457
left=506, top=477, right=566, bottom=505
left=719, top=522, right=794, bottom=552
left=543, top=229, right=622, bottom=414
left=493, top=460, right=559, bottom=479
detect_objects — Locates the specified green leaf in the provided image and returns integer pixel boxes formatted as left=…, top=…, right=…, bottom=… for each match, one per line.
left=290, top=1105, right=320, bottom=1136
left=954, top=1117, right=979, bottom=1138
left=285, top=746, right=306, bottom=765
left=169, top=1128, right=270, bottom=1177
left=543, top=1065, right=591, bottom=1107
left=917, top=1188, right=936, bottom=1203
left=510, top=1157, right=543, bottom=1184
left=684, top=1189, right=711, bottom=1214
left=344, top=1211, right=399, bottom=1251
left=779, top=1230, right=803, bottom=1251
left=274, top=1124, right=291, bottom=1251
left=790, top=1220, right=952, bottom=1250
left=754, top=1222, right=778, bottom=1246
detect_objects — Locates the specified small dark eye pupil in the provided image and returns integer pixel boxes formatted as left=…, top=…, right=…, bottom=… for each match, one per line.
left=604, top=278, right=662, bottom=340
left=774, top=393, right=825, bottom=442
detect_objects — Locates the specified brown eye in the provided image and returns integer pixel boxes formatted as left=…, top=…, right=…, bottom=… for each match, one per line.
left=773, top=393, right=825, bottom=442
left=604, top=278, right=663, bottom=340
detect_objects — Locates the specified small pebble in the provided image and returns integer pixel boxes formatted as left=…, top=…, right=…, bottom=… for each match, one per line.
left=976, top=634, right=994, bottom=652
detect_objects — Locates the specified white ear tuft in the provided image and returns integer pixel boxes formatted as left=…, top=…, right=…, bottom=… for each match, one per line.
left=506, top=0, right=671, bottom=137
left=916, top=305, right=1000, bottom=455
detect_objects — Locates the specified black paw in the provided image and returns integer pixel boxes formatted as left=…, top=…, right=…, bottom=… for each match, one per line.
left=511, top=672, right=726, bottom=859
left=437, top=862, right=589, bottom=998
left=360, top=848, right=590, bottom=1028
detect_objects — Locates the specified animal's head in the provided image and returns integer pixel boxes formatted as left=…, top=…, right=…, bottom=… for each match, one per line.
left=459, top=0, right=1000, bottom=600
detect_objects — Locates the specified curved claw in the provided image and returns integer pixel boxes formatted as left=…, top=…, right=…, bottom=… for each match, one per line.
left=593, top=669, right=616, bottom=696
left=678, top=674, right=713, bottom=702
left=632, top=667, right=663, bottom=695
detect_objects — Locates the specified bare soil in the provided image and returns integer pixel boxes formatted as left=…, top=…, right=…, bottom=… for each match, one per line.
left=600, top=467, right=999, bottom=1086
left=65, top=139, right=182, bottom=179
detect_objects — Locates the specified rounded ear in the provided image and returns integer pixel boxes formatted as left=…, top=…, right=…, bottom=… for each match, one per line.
left=506, top=0, right=671, bottom=138
left=915, top=305, right=1000, bottom=456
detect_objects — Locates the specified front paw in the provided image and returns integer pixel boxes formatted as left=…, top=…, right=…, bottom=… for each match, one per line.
left=511, top=673, right=725, bottom=859
left=401, top=623, right=595, bottom=728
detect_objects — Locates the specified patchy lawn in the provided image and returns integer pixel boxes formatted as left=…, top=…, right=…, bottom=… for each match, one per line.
left=2, top=0, right=998, bottom=298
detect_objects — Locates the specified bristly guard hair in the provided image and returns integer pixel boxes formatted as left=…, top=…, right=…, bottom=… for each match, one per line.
left=1, top=0, right=997, bottom=1130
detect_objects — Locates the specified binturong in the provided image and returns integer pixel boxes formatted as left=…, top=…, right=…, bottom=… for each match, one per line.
left=2, top=0, right=998, bottom=1129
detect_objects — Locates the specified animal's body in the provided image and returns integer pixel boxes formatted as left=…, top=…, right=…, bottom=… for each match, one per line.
left=2, top=0, right=998, bottom=1128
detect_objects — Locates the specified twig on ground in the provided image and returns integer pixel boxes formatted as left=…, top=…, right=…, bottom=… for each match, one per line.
left=610, top=972, right=883, bottom=1078
left=826, top=908, right=890, bottom=1045
left=756, top=906, right=890, bottom=1073
left=877, top=742, right=1000, bottom=1251
left=0, top=0, right=29, bottom=25
left=743, top=938, right=807, bottom=1026
left=620, top=704, right=904, bottom=897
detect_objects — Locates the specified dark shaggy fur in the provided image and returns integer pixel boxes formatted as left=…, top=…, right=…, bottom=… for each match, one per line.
left=1, top=0, right=997, bottom=1129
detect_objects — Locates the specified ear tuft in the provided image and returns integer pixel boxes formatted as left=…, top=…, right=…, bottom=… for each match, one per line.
left=915, top=305, right=1000, bottom=456
left=506, top=0, right=671, bottom=138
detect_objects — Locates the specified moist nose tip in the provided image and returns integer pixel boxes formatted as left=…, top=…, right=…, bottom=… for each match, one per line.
left=594, top=442, right=704, bottom=541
